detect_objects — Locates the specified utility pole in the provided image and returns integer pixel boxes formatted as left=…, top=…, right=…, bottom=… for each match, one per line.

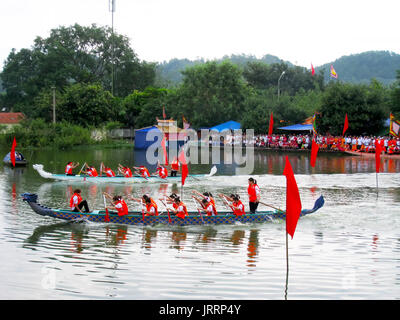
left=110, top=0, right=116, bottom=96
left=51, top=86, right=56, bottom=123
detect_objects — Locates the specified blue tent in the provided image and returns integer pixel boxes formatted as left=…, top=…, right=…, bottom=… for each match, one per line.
left=209, top=120, right=241, bottom=132
left=278, top=124, right=313, bottom=131
left=134, top=126, right=162, bottom=149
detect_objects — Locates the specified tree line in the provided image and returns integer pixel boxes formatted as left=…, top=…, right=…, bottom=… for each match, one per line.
left=1, top=23, right=400, bottom=138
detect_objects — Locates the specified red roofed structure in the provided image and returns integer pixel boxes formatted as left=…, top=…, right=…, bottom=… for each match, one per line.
left=0, top=112, right=26, bottom=125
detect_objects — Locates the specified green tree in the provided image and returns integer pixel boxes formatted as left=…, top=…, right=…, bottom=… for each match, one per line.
left=318, top=82, right=386, bottom=135
left=0, top=23, right=156, bottom=111
left=56, top=83, right=117, bottom=127
left=174, top=61, right=249, bottom=128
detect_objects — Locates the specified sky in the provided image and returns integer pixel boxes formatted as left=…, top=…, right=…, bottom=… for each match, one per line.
left=1, top=0, right=399, bottom=71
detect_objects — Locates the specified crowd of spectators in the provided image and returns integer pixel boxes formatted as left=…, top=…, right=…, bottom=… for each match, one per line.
left=252, top=134, right=400, bottom=154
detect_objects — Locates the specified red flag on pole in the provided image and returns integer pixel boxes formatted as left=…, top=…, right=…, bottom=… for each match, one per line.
left=161, top=135, right=168, bottom=166
left=375, top=140, right=383, bottom=173
left=268, top=112, right=274, bottom=136
left=310, top=139, right=319, bottom=167
left=283, top=156, right=302, bottom=239
left=10, top=137, right=17, bottom=167
left=342, top=114, right=349, bottom=136
left=311, top=63, right=315, bottom=76
left=178, top=146, right=188, bottom=186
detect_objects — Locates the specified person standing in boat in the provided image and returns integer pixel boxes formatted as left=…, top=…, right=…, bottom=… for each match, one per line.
left=248, top=177, right=260, bottom=214
left=170, top=157, right=180, bottom=177
left=70, top=189, right=91, bottom=213
left=65, top=161, right=79, bottom=175
left=103, top=192, right=129, bottom=216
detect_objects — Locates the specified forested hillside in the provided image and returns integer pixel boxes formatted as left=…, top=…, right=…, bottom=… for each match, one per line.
left=316, top=51, right=400, bottom=85
left=157, top=51, right=400, bottom=86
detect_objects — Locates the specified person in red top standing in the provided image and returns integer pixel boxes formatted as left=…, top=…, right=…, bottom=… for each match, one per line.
left=247, top=177, right=260, bottom=213
left=170, top=157, right=180, bottom=177
left=104, top=193, right=129, bottom=216
left=70, top=189, right=91, bottom=213
left=65, top=161, right=79, bottom=175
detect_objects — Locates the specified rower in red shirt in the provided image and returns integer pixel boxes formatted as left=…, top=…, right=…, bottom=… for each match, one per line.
left=103, top=192, right=129, bottom=216
left=65, top=161, right=79, bottom=175
left=118, top=164, right=133, bottom=178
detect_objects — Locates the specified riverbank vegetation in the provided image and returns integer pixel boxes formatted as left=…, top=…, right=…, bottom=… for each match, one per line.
left=1, top=24, right=400, bottom=149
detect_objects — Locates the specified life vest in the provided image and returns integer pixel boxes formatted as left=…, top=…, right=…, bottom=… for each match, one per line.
left=70, top=193, right=82, bottom=210
left=171, top=160, right=180, bottom=171
left=205, top=202, right=217, bottom=216
left=157, top=167, right=168, bottom=179
left=247, top=184, right=260, bottom=202
left=105, top=168, right=116, bottom=177
left=232, top=200, right=245, bottom=216
left=176, top=201, right=188, bottom=219
left=115, top=199, right=129, bottom=216
left=87, top=167, right=98, bottom=177
left=145, top=198, right=158, bottom=216
left=140, top=167, right=150, bottom=178
left=124, top=167, right=132, bottom=178
left=65, top=164, right=73, bottom=175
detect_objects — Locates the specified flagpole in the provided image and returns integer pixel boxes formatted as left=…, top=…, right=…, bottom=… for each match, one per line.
left=285, top=230, right=289, bottom=300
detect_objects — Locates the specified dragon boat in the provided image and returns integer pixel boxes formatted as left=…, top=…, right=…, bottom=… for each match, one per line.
left=21, top=193, right=325, bottom=226
left=344, top=150, right=400, bottom=160
left=32, top=164, right=217, bottom=183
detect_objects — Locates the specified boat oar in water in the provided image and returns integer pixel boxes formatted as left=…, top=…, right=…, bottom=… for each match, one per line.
left=102, top=194, right=110, bottom=222
left=77, top=162, right=87, bottom=176
left=160, top=199, right=172, bottom=224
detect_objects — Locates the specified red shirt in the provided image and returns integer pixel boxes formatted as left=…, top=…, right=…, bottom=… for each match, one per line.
left=247, top=184, right=260, bottom=202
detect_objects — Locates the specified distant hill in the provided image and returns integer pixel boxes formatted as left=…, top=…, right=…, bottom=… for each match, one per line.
left=316, top=51, right=400, bottom=85
left=155, top=54, right=293, bottom=87
left=156, top=51, right=400, bottom=87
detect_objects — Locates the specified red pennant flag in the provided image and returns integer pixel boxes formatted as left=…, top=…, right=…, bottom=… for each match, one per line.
left=375, top=140, right=383, bottom=173
left=342, top=114, right=349, bottom=136
left=161, top=135, right=168, bottom=165
left=268, top=112, right=274, bottom=136
left=283, top=156, right=302, bottom=239
left=10, top=137, right=17, bottom=167
left=310, top=139, right=319, bottom=167
left=178, top=147, right=188, bottom=186
left=311, top=63, right=315, bottom=76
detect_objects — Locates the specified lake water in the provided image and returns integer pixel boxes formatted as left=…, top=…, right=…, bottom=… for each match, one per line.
left=0, top=146, right=399, bottom=301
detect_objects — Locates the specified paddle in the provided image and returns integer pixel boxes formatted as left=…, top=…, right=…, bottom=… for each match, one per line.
left=102, top=194, right=110, bottom=222
left=160, top=199, right=172, bottom=224
left=77, top=162, right=87, bottom=175
left=218, top=194, right=234, bottom=214
left=140, top=199, right=145, bottom=223
left=191, top=197, right=204, bottom=224
left=259, top=201, right=284, bottom=213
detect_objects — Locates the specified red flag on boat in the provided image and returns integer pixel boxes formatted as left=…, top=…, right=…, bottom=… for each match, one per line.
left=343, top=114, right=349, bottom=136
left=375, top=140, right=383, bottom=173
left=268, top=112, right=274, bottom=136
left=310, top=139, right=319, bottom=167
left=10, top=136, right=17, bottom=167
left=178, top=146, right=188, bottom=186
left=283, top=156, right=302, bottom=239
left=161, top=134, right=168, bottom=166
